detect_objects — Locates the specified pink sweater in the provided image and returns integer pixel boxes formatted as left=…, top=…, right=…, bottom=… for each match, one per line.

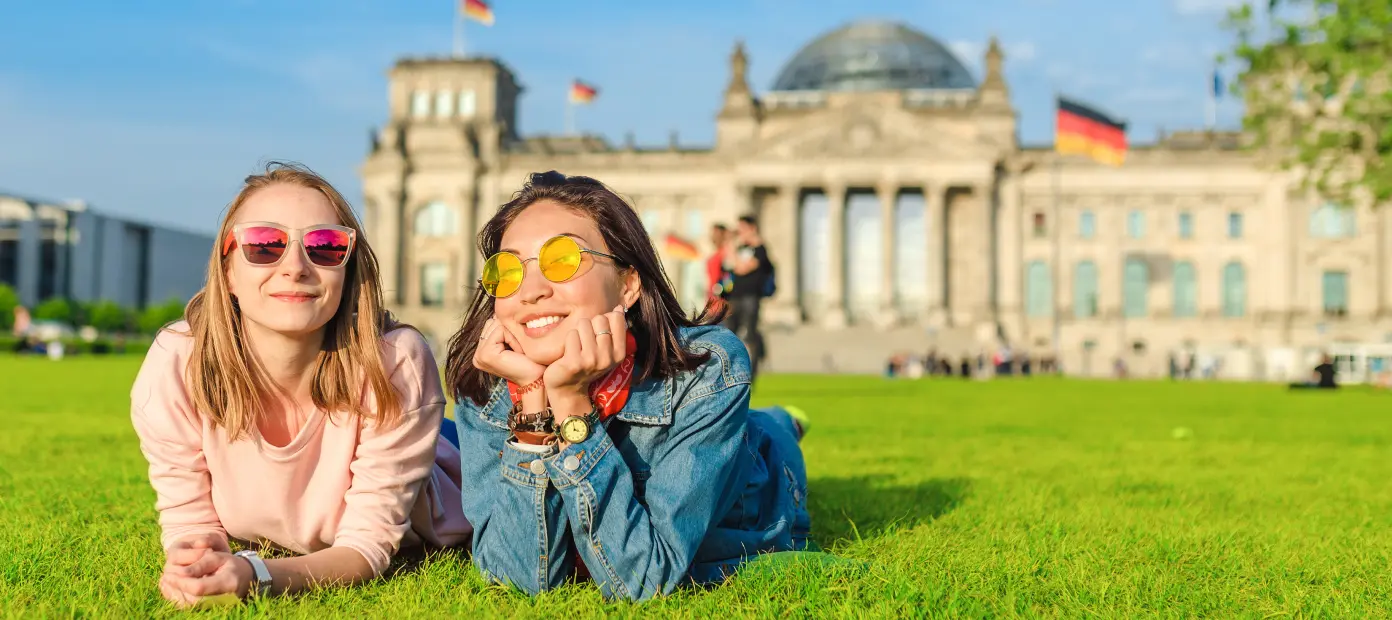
left=130, top=323, right=471, bottom=576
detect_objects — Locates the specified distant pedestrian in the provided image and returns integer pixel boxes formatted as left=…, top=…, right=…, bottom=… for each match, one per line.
left=724, top=215, right=774, bottom=379
left=705, top=223, right=733, bottom=311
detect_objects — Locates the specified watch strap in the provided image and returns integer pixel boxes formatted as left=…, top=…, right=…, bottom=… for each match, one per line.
left=234, top=550, right=272, bottom=597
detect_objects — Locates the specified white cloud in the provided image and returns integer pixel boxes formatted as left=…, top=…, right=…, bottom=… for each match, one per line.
left=1173, top=0, right=1245, bottom=16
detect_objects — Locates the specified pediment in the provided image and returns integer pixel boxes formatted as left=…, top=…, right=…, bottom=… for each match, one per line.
left=753, top=105, right=992, bottom=160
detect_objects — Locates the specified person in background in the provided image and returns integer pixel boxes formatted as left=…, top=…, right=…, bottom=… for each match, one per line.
left=705, top=224, right=732, bottom=310
left=1290, top=354, right=1339, bottom=390
left=726, top=215, right=772, bottom=379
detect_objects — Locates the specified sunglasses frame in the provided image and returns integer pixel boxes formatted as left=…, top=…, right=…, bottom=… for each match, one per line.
left=221, top=221, right=358, bottom=269
left=480, top=234, right=628, bottom=299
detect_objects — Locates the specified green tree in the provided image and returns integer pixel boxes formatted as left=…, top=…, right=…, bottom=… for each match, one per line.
left=32, top=297, right=74, bottom=324
left=1225, top=0, right=1392, bottom=202
left=88, top=300, right=131, bottom=333
left=0, top=284, right=17, bottom=331
left=139, top=298, right=186, bottom=334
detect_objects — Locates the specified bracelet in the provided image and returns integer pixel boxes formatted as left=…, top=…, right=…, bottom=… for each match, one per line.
left=514, top=376, right=545, bottom=397
left=508, top=405, right=555, bottom=435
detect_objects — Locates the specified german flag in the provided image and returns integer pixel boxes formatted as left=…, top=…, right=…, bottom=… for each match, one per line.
left=570, top=80, right=598, bottom=105
left=1056, top=96, right=1127, bottom=166
left=461, top=0, right=494, bottom=26
left=663, top=233, right=700, bottom=261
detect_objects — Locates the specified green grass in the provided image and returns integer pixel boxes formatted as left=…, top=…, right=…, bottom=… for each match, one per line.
left=3, top=356, right=1391, bottom=618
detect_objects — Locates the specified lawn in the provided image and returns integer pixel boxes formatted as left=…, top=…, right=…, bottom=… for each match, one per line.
left=2, top=355, right=1391, bottom=618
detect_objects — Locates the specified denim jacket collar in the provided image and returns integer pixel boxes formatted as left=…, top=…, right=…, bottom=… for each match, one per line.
left=473, top=373, right=676, bottom=430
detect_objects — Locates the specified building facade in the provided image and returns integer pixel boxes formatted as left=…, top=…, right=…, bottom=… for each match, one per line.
left=362, top=21, right=1391, bottom=379
left=0, top=192, right=212, bottom=310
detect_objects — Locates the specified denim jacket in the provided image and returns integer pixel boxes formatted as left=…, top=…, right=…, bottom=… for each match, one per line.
left=453, top=325, right=809, bottom=600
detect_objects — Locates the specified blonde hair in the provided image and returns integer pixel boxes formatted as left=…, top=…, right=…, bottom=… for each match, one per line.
left=182, top=161, right=403, bottom=440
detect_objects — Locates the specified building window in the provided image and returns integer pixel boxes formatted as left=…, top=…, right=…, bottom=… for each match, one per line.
left=435, top=89, right=455, bottom=118
left=1221, top=261, right=1246, bottom=317
left=459, top=89, right=476, bottom=117
left=1310, top=202, right=1356, bottom=238
left=1173, top=261, right=1197, bottom=318
left=1227, top=212, right=1243, bottom=239
left=1322, top=270, right=1349, bottom=317
left=1123, top=257, right=1148, bottom=317
left=641, top=209, right=661, bottom=234
left=420, top=263, right=447, bottom=307
left=1032, top=212, right=1046, bottom=238
left=1025, top=260, right=1051, bottom=317
left=410, top=91, right=431, bottom=117
left=413, top=202, right=457, bottom=237
left=1073, top=260, right=1098, bottom=318
left=1078, top=210, right=1095, bottom=239
left=1127, top=210, right=1145, bottom=239
left=1178, top=211, right=1193, bottom=239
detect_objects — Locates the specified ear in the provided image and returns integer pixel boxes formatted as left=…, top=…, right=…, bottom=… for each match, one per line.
left=620, top=268, right=642, bottom=310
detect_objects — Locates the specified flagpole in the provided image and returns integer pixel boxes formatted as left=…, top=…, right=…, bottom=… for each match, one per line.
left=1051, top=93, right=1062, bottom=369
left=453, top=8, right=465, bottom=57
left=565, top=100, right=575, bottom=136
left=1206, top=68, right=1218, bottom=131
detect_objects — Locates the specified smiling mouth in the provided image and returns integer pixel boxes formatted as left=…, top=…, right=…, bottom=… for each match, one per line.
left=271, top=293, right=318, bottom=302
left=521, top=314, right=567, bottom=337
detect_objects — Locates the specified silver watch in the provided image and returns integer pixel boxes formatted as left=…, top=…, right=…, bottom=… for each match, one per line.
left=234, top=550, right=272, bottom=597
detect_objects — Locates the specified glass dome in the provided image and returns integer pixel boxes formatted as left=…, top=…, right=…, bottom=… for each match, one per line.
left=771, top=21, right=977, bottom=92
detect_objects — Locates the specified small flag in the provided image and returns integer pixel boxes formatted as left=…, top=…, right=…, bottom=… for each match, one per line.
left=461, top=0, right=494, bottom=26
left=663, top=234, right=700, bottom=261
left=570, top=80, right=598, bottom=105
left=1055, top=96, right=1127, bottom=167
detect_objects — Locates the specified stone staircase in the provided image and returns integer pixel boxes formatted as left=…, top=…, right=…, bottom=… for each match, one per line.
left=756, top=322, right=989, bottom=375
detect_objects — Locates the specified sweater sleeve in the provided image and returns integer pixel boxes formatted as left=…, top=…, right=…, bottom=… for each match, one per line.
left=129, top=331, right=228, bottom=551
left=333, top=329, right=447, bottom=576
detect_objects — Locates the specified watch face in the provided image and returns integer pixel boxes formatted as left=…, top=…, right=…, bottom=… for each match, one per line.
left=560, top=417, right=590, bottom=443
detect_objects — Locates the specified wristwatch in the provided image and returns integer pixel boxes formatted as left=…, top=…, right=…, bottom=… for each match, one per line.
left=509, top=406, right=555, bottom=435
left=234, top=550, right=272, bottom=597
left=557, top=408, right=601, bottom=444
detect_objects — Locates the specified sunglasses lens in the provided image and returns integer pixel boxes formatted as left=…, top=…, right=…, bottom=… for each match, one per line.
left=482, top=252, right=524, bottom=297
left=239, top=227, right=289, bottom=265
left=304, top=228, right=353, bottom=267
left=539, top=236, right=583, bottom=283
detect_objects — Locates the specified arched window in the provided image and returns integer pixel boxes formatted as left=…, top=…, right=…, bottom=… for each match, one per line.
left=1309, top=202, right=1355, bottom=238
left=419, top=262, right=447, bottom=307
left=1173, top=261, right=1197, bottom=318
left=435, top=90, right=455, bottom=118
left=1025, top=260, right=1052, bottom=317
left=1078, top=210, right=1095, bottom=239
left=1123, top=257, right=1149, bottom=317
left=1221, top=261, right=1246, bottom=317
left=413, top=202, right=457, bottom=237
left=1073, top=261, right=1098, bottom=318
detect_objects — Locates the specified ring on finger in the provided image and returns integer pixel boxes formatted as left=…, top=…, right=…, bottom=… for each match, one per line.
left=595, top=330, right=612, bottom=336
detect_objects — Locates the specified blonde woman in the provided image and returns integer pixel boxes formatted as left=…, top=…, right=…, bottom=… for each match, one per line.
left=130, top=163, right=470, bottom=607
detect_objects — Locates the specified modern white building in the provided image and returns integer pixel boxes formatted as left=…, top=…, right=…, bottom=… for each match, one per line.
left=0, top=191, right=213, bottom=309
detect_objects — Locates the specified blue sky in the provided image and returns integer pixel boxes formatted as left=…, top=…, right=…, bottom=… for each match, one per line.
left=0, top=0, right=1245, bottom=233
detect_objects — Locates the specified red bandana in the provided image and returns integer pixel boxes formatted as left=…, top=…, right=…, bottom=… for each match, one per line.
left=506, top=332, right=637, bottom=420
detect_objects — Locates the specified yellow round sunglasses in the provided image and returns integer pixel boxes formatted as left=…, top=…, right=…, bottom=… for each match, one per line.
left=479, top=235, right=628, bottom=298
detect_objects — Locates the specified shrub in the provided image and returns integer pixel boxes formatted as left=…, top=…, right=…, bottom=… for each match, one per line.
left=0, top=284, right=17, bottom=331
left=32, top=298, right=74, bottom=324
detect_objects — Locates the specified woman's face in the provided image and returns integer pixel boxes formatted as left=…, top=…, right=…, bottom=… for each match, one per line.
left=493, top=200, right=639, bottom=365
left=225, top=184, right=348, bottom=340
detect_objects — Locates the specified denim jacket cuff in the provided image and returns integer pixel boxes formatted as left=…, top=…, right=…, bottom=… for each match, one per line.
left=545, top=426, right=616, bottom=489
left=501, top=440, right=558, bottom=488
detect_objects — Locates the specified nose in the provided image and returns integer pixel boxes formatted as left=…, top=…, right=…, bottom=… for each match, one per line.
left=277, top=240, right=312, bottom=280
left=514, top=259, right=552, bottom=304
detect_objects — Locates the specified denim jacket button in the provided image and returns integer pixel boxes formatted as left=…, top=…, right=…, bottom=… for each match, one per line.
left=529, top=460, right=547, bottom=476
left=563, top=455, right=580, bottom=471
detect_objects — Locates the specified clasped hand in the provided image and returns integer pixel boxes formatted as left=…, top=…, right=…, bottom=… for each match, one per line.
left=157, top=533, right=252, bottom=608
left=473, top=305, right=628, bottom=416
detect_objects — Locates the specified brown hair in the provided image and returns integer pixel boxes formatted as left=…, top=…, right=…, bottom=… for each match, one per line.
left=445, top=171, right=725, bottom=405
left=182, top=161, right=404, bottom=440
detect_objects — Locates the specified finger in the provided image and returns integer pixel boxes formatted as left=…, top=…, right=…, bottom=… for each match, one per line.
left=574, top=319, right=597, bottom=367
left=499, top=323, right=528, bottom=356
left=606, top=307, right=628, bottom=361
left=160, top=576, right=199, bottom=608
left=590, top=315, right=613, bottom=367
left=177, top=553, right=223, bottom=578
left=480, top=317, right=497, bottom=342
left=165, top=573, right=220, bottom=597
left=563, top=328, right=583, bottom=368
left=166, top=546, right=210, bottom=567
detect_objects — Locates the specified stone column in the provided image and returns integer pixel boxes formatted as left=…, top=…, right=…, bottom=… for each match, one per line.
left=17, top=213, right=40, bottom=306
left=375, top=187, right=404, bottom=306
left=765, top=183, right=802, bottom=326
left=823, top=182, right=848, bottom=328
left=455, top=184, right=478, bottom=308
left=877, top=180, right=900, bottom=327
left=923, top=183, right=946, bottom=327
left=995, top=173, right=1024, bottom=342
